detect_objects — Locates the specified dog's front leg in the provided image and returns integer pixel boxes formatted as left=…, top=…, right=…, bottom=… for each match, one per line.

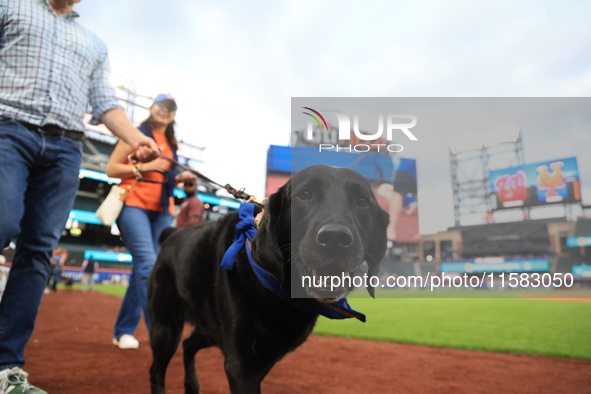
left=224, top=351, right=275, bottom=394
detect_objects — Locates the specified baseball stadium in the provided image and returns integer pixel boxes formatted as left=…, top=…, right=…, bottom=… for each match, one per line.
left=2, top=95, right=589, bottom=393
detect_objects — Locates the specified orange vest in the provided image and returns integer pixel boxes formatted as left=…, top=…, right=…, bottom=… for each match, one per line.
left=119, top=130, right=175, bottom=214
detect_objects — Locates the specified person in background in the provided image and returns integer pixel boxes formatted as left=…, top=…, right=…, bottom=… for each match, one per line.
left=0, top=1, right=159, bottom=391
left=47, top=254, right=59, bottom=293
left=175, top=171, right=205, bottom=228
left=48, top=255, right=60, bottom=293
left=81, top=254, right=98, bottom=292
left=51, top=249, right=67, bottom=292
left=106, top=94, right=179, bottom=350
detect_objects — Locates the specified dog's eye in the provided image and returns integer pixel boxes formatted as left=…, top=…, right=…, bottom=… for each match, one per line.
left=356, top=197, right=369, bottom=208
left=297, top=190, right=313, bottom=201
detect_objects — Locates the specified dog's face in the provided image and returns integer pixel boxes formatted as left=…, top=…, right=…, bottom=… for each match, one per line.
left=253, top=165, right=389, bottom=302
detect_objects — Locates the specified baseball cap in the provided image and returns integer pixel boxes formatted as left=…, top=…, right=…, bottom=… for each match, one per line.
left=153, top=93, right=178, bottom=112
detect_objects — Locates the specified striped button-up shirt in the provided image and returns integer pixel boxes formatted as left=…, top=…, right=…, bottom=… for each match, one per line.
left=0, top=0, right=122, bottom=132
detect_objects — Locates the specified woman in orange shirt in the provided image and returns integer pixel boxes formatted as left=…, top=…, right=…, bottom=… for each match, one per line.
left=106, top=94, right=179, bottom=350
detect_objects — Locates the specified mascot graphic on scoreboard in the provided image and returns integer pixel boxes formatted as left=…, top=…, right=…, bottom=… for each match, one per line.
left=537, top=161, right=566, bottom=198
left=494, top=170, right=527, bottom=204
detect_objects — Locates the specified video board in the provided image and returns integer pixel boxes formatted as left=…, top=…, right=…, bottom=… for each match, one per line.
left=267, top=145, right=420, bottom=243
left=488, top=157, right=581, bottom=210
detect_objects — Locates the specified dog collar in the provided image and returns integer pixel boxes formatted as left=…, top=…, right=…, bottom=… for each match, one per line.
left=220, top=203, right=366, bottom=322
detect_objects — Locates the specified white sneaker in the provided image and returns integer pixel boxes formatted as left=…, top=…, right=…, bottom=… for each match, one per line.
left=112, top=334, right=139, bottom=349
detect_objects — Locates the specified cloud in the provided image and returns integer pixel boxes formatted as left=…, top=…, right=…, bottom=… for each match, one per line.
left=75, top=0, right=591, bottom=233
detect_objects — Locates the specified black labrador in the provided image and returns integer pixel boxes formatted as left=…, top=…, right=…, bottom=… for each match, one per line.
left=148, top=164, right=389, bottom=394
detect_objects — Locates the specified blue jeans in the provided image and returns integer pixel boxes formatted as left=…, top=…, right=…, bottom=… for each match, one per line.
left=0, top=119, right=82, bottom=369
left=113, top=206, right=171, bottom=339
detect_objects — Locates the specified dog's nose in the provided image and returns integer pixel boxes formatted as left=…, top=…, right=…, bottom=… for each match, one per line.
left=316, top=224, right=354, bottom=248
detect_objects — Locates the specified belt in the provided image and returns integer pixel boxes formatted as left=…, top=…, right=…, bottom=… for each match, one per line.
left=20, top=121, right=86, bottom=141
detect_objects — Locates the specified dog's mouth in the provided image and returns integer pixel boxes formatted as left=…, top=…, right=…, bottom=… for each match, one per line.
left=292, top=227, right=366, bottom=302
left=298, top=264, right=351, bottom=302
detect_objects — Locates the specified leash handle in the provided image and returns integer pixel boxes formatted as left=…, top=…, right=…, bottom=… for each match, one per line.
left=127, top=154, right=168, bottom=185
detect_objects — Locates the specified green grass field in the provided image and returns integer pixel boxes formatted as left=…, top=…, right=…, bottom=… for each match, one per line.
left=66, top=283, right=128, bottom=298
left=315, top=297, right=591, bottom=360
left=75, top=284, right=591, bottom=360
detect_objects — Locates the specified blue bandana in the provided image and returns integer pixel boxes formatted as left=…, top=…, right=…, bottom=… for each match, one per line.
left=220, top=203, right=366, bottom=322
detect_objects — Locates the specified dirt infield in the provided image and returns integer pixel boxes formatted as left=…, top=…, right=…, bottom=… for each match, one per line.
left=24, top=290, right=591, bottom=393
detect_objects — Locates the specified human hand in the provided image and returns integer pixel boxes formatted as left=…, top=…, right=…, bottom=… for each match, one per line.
left=175, top=171, right=197, bottom=185
left=142, top=158, right=170, bottom=173
left=377, top=183, right=394, bottom=197
left=131, top=135, right=159, bottom=162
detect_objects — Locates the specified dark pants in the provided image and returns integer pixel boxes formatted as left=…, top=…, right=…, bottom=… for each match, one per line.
left=0, top=119, right=82, bottom=369
left=50, top=268, right=61, bottom=291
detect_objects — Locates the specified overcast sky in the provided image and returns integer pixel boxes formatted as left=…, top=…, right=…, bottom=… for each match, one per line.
left=75, top=0, right=591, bottom=234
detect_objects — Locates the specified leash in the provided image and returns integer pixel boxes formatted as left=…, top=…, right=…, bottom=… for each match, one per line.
left=129, top=152, right=266, bottom=207
left=127, top=154, right=168, bottom=184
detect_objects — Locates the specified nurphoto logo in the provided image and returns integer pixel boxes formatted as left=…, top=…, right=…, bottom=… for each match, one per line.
left=301, top=107, right=418, bottom=153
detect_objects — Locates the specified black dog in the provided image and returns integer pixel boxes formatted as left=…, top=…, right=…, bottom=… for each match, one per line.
left=148, top=165, right=389, bottom=394
left=63, top=276, right=73, bottom=290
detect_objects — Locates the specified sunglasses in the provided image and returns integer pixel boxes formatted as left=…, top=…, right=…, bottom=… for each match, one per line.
left=183, top=183, right=195, bottom=187
left=156, top=102, right=177, bottom=113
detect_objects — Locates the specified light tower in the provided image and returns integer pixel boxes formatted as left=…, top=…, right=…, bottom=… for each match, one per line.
left=112, top=74, right=153, bottom=124
left=449, top=126, right=524, bottom=227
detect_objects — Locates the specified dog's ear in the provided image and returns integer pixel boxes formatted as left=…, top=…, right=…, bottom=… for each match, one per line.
left=251, top=182, right=289, bottom=284
left=158, top=227, right=178, bottom=245
left=366, top=207, right=389, bottom=298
